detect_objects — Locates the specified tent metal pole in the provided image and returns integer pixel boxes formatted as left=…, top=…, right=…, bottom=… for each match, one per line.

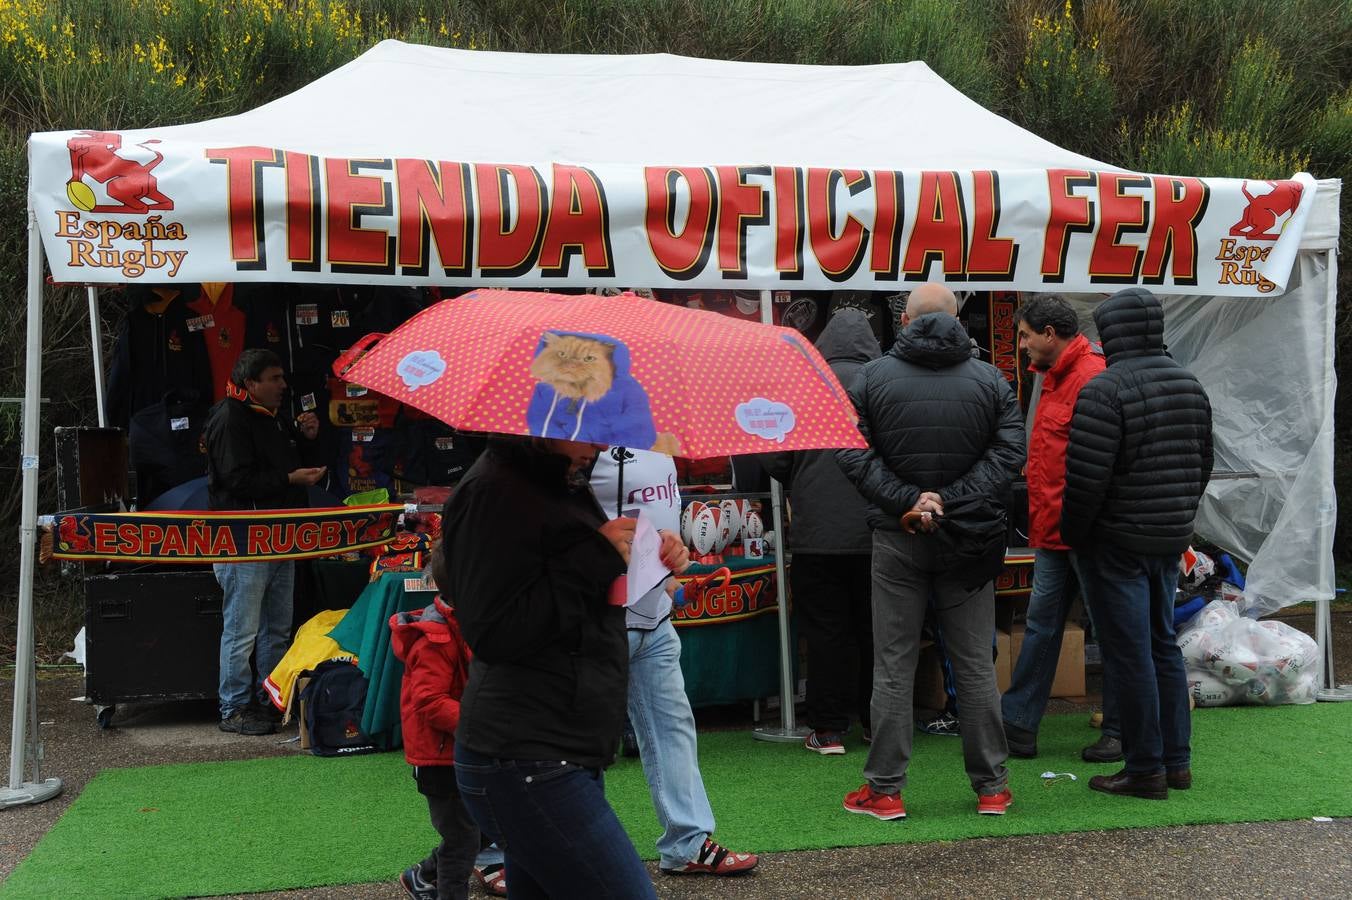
left=1315, top=243, right=1350, bottom=701
left=2, top=209, right=63, bottom=807
left=87, top=286, right=107, bottom=427
left=753, top=289, right=807, bottom=743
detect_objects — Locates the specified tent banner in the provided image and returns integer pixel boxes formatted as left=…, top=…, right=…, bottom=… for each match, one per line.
left=673, top=562, right=779, bottom=627
left=48, top=504, right=403, bottom=563
left=30, top=130, right=1317, bottom=296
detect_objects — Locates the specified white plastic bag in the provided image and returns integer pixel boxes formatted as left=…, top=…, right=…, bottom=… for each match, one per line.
left=1175, top=600, right=1318, bottom=706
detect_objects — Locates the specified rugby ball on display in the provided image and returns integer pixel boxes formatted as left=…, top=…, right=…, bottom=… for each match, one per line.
left=691, top=505, right=722, bottom=557
left=680, top=500, right=707, bottom=548
left=713, top=505, right=735, bottom=552
left=742, top=510, right=765, bottom=539
left=719, top=499, right=747, bottom=543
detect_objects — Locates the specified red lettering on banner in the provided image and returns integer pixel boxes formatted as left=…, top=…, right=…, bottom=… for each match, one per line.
left=773, top=167, right=805, bottom=280
left=743, top=579, right=765, bottom=610
left=94, top=522, right=118, bottom=555
left=247, top=524, right=272, bottom=555
left=284, top=151, right=321, bottom=271
left=320, top=520, right=342, bottom=549
left=141, top=523, right=164, bottom=549
left=342, top=520, right=362, bottom=545
left=295, top=522, right=320, bottom=553
left=394, top=158, right=473, bottom=277
left=326, top=157, right=395, bottom=275
left=968, top=171, right=1018, bottom=279
left=870, top=170, right=905, bottom=279
left=118, top=523, right=140, bottom=554
left=806, top=168, right=871, bottom=281
left=1142, top=176, right=1208, bottom=286
left=161, top=526, right=186, bottom=556
left=903, top=172, right=966, bottom=280
left=1042, top=170, right=1097, bottom=282
left=1089, top=173, right=1152, bottom=283
left=644, top=166, right=717, bottom=280
left=211, top=528, right=238, bottom=556
left=475, top=163, right=548, bottom=277
left=992, top=297, right=1018, bottom=385
left=207, top=146, right=285, bottom=270
left=186, top=522, right=211, bottom=557
left=271, top=524, right=297, bottom=554
left=715, top=165, right=770, bottom=279
left=538, top=164, right=614, bottom=277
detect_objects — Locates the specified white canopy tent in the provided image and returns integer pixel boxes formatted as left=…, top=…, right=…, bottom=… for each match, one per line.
left=9, top=42, right=1341, bottom=805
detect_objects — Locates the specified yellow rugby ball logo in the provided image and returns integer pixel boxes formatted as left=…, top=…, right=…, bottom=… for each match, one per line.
left=66, top=180, right=96, bottom=212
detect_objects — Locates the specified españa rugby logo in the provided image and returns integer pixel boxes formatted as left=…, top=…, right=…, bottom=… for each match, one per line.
left=54, top=130, right=189, bottom=278
left=1214, top=179, right=1304, bottom=294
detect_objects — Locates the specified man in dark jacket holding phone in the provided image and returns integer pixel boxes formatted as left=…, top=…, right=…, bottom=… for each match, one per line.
left=837, top=283, right=1025, bottom=821
left=1061, top=288, right=1213, bottom=800
left=204, top=348, right=325, bottom=736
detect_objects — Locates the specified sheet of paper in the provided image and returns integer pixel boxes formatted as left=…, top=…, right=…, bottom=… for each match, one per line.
left=626, top=510, right=669, bottom=607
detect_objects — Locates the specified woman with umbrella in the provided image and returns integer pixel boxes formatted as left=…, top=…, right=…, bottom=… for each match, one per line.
left=441, top=435, right=688, bottom=898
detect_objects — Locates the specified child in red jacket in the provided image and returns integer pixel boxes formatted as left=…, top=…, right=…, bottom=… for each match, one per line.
left=391, top=539, right=478, bottom=900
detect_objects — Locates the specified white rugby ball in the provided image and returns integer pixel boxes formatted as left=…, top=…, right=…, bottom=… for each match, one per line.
left=680, top=500, right=707, bottom=548
left=719, top=499, right=747, bottom=543
left=691, top=505, right=721, bottom=556
left=713, top=505, right=735, bottom=552
left=742, top=510, right=765, bottom=539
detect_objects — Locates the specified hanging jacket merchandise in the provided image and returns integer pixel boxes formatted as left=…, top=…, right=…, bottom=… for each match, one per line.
left=105, top=286, right=214, bottom=431
left=127, top=386, right=209, bottom=505
left=186, top=282, right=249, bottom=403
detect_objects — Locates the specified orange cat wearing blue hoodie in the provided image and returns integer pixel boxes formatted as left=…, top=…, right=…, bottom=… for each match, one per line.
left=525, top=330, right=658, bottom=448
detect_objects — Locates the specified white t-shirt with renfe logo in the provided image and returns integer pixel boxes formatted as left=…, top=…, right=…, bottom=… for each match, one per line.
left=589, top=447, right=680, bottom=630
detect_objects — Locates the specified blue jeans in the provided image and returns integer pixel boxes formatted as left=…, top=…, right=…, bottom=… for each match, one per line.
left=1082, top=544, right=1190, bottom=775
left=627, top=619, right=715, bottom=870
left=454, top=743, right=656, bottom=900
left=1003, top=548, right=1119, bottom=737
left=214, top=559, right=294, bottom=717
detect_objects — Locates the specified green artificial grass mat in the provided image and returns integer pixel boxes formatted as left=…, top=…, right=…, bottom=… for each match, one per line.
left=4, top=704, right=1350, bottom=899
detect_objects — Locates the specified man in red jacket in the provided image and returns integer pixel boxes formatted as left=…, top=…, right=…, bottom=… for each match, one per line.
left=1002, top=294, right=1121, bottom=762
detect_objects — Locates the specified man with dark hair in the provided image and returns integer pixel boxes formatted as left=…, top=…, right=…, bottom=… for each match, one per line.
left=204, top=348, right=326, bottom=735
left=1002, top=294, right=1122, bottom=763
left=1061, top=287, right=1212, bottom=799
left=837, top=283, right=1024, bottom=820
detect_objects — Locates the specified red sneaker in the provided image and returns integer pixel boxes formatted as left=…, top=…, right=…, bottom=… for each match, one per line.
left=843, top=784, right=906, bottom=820
left=977, top=788, right=1013, bottom=815
left=660, top=837, right=758, bottom=876
left=804, top=730, right=846, bottom=755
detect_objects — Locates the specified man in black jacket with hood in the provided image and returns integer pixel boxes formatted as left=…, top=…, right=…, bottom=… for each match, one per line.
left=837, top=283, right=1025, bottom=820
left=1061, top=287, right=1213, bottom=800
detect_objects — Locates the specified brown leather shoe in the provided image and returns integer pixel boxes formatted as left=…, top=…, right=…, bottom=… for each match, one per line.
left=1166, top=768, right=1192, bottom=790
left=1089, top=769, right=1168, bottom=800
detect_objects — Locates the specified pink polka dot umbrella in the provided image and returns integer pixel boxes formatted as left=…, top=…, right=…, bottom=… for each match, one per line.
left=334, top=289, right=865, bottom=459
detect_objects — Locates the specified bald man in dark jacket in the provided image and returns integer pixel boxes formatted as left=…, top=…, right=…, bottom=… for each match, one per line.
left=1061, top=287, right=1213, bottom=801
left=836, top=283, right=1024, bottom=820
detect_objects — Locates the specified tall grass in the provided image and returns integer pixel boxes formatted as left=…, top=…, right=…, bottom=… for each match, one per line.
left=0, top=0, right=1348, bottom=661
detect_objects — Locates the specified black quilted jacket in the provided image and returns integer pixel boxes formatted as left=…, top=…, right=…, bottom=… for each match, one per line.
left=1060, top=288, right=1214, bottom=556
left=836, top=313, right=1024, bottom=532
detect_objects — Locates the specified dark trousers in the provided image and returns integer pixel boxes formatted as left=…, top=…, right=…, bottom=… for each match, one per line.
left=413, top=771, right=480, bottom=900
left=792, top=552, right=874, bottom=733
left=454, top=742, right=657, bottom=899
left=1082, top=544, right=1191, bottom=775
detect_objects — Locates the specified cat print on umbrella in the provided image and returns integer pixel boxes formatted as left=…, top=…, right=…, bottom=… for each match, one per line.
left=526, top=330, right=681, bottom=454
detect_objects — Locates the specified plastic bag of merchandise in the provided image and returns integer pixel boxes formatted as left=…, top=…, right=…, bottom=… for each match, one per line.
left=1188, top=669, right=1243, bottom=707
left=1176, top=599, right=1238, bottom=666
left=1176, top=600, right=1318, bottom=706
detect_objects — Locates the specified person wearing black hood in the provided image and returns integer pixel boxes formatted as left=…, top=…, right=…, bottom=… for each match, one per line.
left=759, top=307, right=881, bottom=756
left=836, top=283, right=1024, bottom=820
left=1061, top=287, right=1212, bottom=800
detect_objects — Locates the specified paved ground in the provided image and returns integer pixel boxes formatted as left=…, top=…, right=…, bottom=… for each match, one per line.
left=2, top=608, right=1350, bottom=898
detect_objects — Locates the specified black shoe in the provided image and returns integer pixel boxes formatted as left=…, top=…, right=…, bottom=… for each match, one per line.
left=1082, top=734, right=1124, bottom=763
left=916, top=711, right=961, bottom=736
left=219, top=709, right=274, bottom=736
left=399, top=865, right=437, bottom=900
left=1004, top=722, right=1038, bottom=758
left=1088, top=769, right=1168, bottom=800
left=1166, top=768, right=1192, bottom=790
left=621, top=728, right=640, bottom=758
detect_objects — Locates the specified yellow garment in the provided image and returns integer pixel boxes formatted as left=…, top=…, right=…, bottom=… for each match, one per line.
left=263, top=609, right=354, bottom=721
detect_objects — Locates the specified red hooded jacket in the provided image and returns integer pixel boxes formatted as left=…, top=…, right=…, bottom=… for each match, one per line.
left=1026, top=334, right=1105, bottom=549
left=389, top=596, right=470, bottom=767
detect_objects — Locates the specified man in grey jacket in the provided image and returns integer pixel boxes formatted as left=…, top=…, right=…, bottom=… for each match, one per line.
left=760, top=308, right=881, bottom=756
left=837, top=283, right=1025, bottom=820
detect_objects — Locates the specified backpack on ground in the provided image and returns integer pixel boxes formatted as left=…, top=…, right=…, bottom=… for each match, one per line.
left=300, top=658, right=379, bottom=757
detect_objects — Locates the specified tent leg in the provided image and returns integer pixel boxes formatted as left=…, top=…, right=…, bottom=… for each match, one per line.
left=2, top=209, right=63, bottom=808
left=752, top=289, right=807, bottom=744
left=87, top=285, right=107, bottom=428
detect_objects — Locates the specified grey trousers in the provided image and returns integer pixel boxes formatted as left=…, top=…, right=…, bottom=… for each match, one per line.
left=863, top=529, right=1009, bottom=796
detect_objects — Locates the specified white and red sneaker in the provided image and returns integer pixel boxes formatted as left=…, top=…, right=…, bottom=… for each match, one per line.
left=977, top=788, right=1013, bottom=815
left=660, top=837, right=759, bottom=876
left=804, top=730, right=846, bottom=755
left=843, top=784, right=906, bottom=820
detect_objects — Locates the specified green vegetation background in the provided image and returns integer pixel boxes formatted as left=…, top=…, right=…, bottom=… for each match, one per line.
left=0, top=0, right=1349, bottom=660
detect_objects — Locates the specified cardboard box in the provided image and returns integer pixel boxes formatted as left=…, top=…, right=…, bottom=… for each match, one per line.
left=913, top=631, right=1013, bottom=711
left=1009, top=622, right=1086, bottom=699
left=294, top=674, right=313, bottom=751
left=995, top=628, right=1011, bottom=693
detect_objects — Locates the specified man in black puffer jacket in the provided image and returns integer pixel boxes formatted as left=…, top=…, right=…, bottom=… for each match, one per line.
left=836, top=283, right=1025, bottom=820
left=1062, top=287, right=1212, bottom=801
